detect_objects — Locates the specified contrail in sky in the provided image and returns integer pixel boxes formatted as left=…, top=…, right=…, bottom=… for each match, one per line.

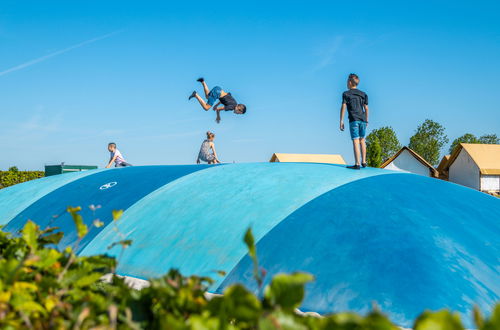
left=0, top=30, right=122, bottom=77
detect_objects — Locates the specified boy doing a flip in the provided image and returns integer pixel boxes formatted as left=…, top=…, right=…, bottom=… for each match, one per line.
left=189, top=78, right=246, bottom=123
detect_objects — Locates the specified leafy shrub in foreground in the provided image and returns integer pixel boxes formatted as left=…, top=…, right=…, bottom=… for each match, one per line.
left=0, top=208, right=498, bottom=329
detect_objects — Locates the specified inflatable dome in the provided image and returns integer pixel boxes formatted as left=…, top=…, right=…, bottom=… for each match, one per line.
left=0, top=163, right=498, bottom=327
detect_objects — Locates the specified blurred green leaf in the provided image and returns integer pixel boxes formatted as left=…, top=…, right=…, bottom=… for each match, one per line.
left=112, top=210, right=124, bottom=221
left=107, top=239, right=132, bottom=250
left=244, top=228, right=256, bottom=259
left=414, top=309, right=464, bottom=330
left=259, top=310, right=308, bottom=330
left=264, top=272, right=314, bottom=311
left=22, top=221, right=38, bottom=251
left=481, top=304, right=500, bottom=330
left=244, top=227, right=263, bottom=287
left=67, top=206, right=87, bottom=238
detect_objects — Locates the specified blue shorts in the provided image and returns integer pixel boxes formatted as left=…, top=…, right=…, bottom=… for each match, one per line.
left=207, top=86, right=222, bottom=106
left=349, top=121, right=367, bottom=140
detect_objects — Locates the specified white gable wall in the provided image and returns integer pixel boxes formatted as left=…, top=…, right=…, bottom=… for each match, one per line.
left=384, top=149, right=431, bottom=177
left=481, top=175, right=500, bottom=192
left=448, top=149, right=480, bottom=190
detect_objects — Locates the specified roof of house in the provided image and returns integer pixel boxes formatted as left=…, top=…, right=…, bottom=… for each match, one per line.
left=269, top=153, right=346, bottom=165
left=446, top=143, right=500, bottom=175
left=380, top=146, right=438, bottom=177
left=437, top=155, right=451, bottom=173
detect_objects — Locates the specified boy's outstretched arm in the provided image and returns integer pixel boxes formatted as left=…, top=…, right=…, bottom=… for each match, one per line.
left=364, top=104, right=369, bottom=124
left=340, top=103, right=346, bottom=131
left=106, top=155, right=117, bottom=168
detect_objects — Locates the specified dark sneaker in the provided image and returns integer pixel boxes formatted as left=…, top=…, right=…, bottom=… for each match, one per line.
left=362, top=163, right=367, bottom=168
left=188, top=91, right=197, bottom=100
left=347, top=165, right=361, bottom=170
left=197, top=77, right=204, bottom=83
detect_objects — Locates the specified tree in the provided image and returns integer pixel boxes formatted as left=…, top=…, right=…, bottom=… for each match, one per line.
left=449, top=133, right=479, bottom=154
left=448, top=133, right=499, bottom=154
left=479, top=134, right=500, bottom=144
left=365, top=126, right=401, bottom=162
left=409, top=119, right=448, bottom=166
left=366, top=136, right=382, bottom=167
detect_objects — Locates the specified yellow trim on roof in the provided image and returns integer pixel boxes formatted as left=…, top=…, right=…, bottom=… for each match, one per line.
left=481, top=169, right=500, bottom=175
left=270, top=153, right=346, bottom=165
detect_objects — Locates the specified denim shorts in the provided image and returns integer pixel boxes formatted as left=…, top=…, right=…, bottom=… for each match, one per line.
left=207, top=86, right=222, bottom=106
left=349, top=121, right=367, bottom=139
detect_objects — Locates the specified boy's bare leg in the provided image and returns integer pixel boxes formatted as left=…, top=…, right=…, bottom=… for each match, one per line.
left=352, top=139, right=361, bottom=165
left=194, top=93, right=210, bottom=111
left=360, top=138, right=367, bottom=164
left=201, top=81, right=211, bottom=98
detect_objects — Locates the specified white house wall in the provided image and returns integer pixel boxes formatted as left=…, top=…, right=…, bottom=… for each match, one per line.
left=449, top=149, right=480, bottom=190
left=384, top=150, right=431, bottom=177
left=480, top=175, right=500, bottom=192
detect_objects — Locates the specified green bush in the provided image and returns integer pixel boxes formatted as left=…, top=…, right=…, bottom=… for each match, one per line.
left=0, top=167, right=44, bottom=189
left=0, top=208, right=498, bottom=329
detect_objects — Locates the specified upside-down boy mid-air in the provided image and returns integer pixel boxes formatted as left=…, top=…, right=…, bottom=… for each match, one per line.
left=189, top=78, right=246, bottom=123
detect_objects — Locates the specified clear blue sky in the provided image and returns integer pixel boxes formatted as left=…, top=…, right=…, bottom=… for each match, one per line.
left=1, top=0, right=499, bottom=170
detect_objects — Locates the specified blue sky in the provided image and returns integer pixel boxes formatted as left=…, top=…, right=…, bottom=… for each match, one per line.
left=1, top=0, right=499, bottom=170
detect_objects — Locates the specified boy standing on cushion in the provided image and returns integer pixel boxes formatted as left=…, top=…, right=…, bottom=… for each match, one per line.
left=189, top=78, right=246, bottom=123
left=340, top=73, right=369, bottom=170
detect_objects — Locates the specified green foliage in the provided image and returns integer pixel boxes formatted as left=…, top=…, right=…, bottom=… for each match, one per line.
left=414, top=309, right=464, bottom=330
left=366, top=136, right=382, bottom=167
left=366, top=127, right=401, bottom=163
left=0, top=167, right=44, bottom=189
left=264, top=273, right=314, bottom=311
left=409, top=119, right=449, bottom=166
left=244, top=228, right=263, bottom=288
left=0, top=210, right=498, bottom=329
left=449, top=133, right=480, bottom=154
left=448, top=133, right=499, bottom=154
left=478, top=133, right=500, bottom=145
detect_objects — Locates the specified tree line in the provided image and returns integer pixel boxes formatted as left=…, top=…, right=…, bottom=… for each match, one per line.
left=366, top=119, right=499, bottom=167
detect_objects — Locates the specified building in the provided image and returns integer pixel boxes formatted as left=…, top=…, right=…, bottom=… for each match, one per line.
left=270, top=153, right=346, bottom=165
left=380, top=146, right=438, bottom=177
left=44, top=164, right=98, bottom=177
left=436, top=155, right=451, bottom=180
left=442, top=143, right=500, bottom=193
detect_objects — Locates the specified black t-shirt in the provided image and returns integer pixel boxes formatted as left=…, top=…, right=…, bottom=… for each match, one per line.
left=220, top=93, right=237, bottom=111
left=342, top=89, right=368, bottom=122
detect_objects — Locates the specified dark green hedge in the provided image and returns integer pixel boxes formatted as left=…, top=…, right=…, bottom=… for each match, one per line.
left=0, top=166, right=44, bottom=189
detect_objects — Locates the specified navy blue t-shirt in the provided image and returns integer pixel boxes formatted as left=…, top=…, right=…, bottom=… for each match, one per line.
left=342, top=89, right=368, bottom=122
left=220, top=93, right=237, bottom=111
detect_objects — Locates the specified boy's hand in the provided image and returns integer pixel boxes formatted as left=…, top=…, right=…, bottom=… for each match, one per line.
left=340, top=121, right=345, bottom=131
left=216, top=110, right=221, bottom=124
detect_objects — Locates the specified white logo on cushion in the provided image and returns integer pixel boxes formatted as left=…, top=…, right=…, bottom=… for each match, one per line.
left=99, top=182, right=118, bottom=190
